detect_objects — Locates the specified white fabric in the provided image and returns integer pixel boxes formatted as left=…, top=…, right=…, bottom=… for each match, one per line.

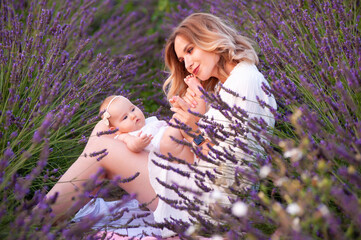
left=73, top=198, right=161, bottom=237
left=147, top=62, right=277, bottom=236
left=203, top=62, right=276, bottom=187
left=115, top=116, right=168, bottom=152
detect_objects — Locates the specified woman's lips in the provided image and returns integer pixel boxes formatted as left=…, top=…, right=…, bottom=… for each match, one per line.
left=193, top=66, right=199, bottom=75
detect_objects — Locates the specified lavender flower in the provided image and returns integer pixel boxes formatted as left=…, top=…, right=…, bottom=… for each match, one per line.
left=152, top=0, right=361, bottom=238
left=1, top=0, right=164, bottom=238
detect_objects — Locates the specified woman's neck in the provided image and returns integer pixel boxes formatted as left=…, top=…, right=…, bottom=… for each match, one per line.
left=218, top=62, right=237, bottom=83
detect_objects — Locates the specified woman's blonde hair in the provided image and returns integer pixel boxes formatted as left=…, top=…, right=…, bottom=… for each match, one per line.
left=163, top=12, right=259, bottom=100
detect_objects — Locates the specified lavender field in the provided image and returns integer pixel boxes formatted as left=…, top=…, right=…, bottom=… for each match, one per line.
left=0, top=0, right=360, bottom=239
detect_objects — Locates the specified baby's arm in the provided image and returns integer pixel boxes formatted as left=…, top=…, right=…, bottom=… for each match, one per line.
left=118, top=132, right=153, bottom=153
left=160, top=121, right=195, bottom=164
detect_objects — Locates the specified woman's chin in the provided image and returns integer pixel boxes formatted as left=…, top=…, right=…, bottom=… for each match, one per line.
left=197, top=76, right=208, bottom=81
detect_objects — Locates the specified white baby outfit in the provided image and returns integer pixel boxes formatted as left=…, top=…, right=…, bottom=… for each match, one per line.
left=147, top=61, right=277, bottom=237
left=115, top=116, right=168, bottom=152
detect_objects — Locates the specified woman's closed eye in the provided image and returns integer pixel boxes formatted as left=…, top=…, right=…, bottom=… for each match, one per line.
left=177, top=47, right=193, bottom=62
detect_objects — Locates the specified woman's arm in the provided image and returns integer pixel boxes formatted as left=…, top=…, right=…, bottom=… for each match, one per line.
left=169, top=75, right=207, bottom=140
left=170, top=96, right=214, bottom=156
left=170, top=101, right=214, bottom=156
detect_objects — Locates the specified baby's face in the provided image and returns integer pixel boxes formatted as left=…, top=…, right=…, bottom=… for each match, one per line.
left=108, top=97, right=146, bottom=133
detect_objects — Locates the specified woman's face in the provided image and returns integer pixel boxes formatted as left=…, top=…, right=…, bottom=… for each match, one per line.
left=174, top=35, right=220, bottom=81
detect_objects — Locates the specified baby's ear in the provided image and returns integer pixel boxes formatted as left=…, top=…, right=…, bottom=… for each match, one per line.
left=109, top=127, right=115, bottom=131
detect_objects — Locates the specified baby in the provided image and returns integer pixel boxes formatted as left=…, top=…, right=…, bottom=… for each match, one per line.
left=99, top=95, right=195, bottom=162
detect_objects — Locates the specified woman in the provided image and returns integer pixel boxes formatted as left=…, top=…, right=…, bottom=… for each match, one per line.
left=147, top=13, right=277, bottom=236
left=46, top=12, right=276, bottom=237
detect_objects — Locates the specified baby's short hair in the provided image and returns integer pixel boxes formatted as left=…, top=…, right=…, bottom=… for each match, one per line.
left=100, top=95, right=118, bottom=115
left=100, top=95, right=123, bottom=128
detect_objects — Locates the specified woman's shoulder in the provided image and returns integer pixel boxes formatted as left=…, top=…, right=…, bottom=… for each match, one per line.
left=224, top=61, right=265, bottom=90
left=232, top=61, right=257, bottom=72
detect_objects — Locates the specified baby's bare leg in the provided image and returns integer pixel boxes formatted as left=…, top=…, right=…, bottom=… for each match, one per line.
left=160, top=126, right=194, bottom=164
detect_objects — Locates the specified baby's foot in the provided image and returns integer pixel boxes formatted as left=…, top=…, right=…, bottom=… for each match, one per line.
left=184, top=74, right=203, bottom=97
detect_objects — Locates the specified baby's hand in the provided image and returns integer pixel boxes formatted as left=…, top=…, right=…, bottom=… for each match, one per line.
left=133, top=131, right=153, bottom=150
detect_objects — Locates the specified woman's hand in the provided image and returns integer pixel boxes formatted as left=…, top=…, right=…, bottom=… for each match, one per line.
left=183, top=75, right=206, bottom=115
left=169, top=75, right=207, bottom=132
left=169, top=75, right=207, bottom=137
left=170, top=96, right=199, bottom=131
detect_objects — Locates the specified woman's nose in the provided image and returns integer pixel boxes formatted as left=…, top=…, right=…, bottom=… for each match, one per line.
left=184, top=55, right=193, bottom=72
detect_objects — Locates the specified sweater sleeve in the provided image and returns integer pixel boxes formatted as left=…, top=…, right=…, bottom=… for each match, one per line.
left=220, top=63, right=276, bottom=127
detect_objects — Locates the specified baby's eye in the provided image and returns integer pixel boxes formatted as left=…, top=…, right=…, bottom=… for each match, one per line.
left=132, top=107, right=135, bottom=112
left=123, top=115, right=128, bottom=120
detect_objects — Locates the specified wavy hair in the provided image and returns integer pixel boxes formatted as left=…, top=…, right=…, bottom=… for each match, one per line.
left=163, top=13, right=259, bottom=100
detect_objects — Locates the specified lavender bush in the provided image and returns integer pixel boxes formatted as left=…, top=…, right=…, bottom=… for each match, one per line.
left=2, top=0, right=360, bottom=239
left=0, top=0, right=162, bottom=238
left=150, top=0, right=361, bottom=239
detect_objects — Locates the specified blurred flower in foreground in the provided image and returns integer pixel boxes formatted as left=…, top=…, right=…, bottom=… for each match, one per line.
left=232, top=201, right=248, bottom=217
left=286, top=203, right=301, bottom=215
left=259, top=165, right=271, bottom=178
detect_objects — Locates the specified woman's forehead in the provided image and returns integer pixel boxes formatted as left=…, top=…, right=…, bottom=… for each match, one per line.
left=174, top=35, right=191, bottom=57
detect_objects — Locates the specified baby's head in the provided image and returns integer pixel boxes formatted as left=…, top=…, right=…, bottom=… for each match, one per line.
left=100, top=95, right=146, bottom=133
